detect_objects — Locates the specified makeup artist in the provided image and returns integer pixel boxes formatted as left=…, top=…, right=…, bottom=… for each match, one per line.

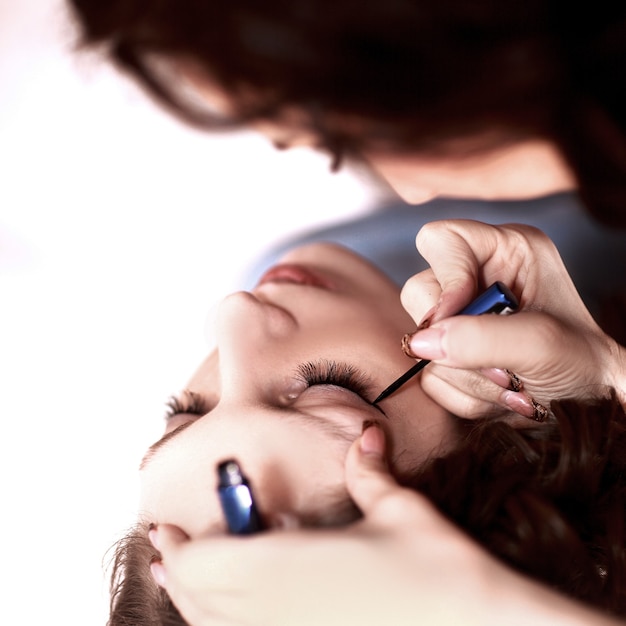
left=67, top=0, right=626, bottom=415
left=67, top=1, right=626, bottom=624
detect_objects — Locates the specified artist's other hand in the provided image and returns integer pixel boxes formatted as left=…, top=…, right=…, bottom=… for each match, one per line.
left=399, top=220, right=626, bottom=420
left=151, top=426, right=619, bottom=626
left=149, top=426, right=516, bottom=626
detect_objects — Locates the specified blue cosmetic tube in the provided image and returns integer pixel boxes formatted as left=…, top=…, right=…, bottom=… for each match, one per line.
left=217, top=460, right=263, bottom=535
left=457, top=281, right=518, bottom=316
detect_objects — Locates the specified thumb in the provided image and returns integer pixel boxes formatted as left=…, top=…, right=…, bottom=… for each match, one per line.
left=346, top=423, right=443, bottom=531
left=345, top=423, right=403, bottom=514
left=155, top=523, right=189, bottom=553
left=415, top=220, right=485, bottom=321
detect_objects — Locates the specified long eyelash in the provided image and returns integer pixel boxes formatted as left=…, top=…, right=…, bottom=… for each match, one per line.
left=296, top=360, right=373, bottom=400
left=164, top=390, right=208, bottom=420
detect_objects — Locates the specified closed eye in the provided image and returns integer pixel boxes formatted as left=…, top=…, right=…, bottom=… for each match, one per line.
left=296, top=360, right=378, bottom=406
left=164, top=390, right=211, bottom=421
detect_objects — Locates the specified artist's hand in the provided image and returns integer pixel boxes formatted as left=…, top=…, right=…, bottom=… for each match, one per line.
left=150, top=425, right=512, bottom=626
left=151, top=427, right=620, bottom=626
left=399, top=220, right=626, bottom=420
left=150, top=425, right=620, bottom=626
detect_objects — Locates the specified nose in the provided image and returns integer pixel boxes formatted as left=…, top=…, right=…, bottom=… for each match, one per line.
left=216, top=291, right=298, bottom=339
left=213, top=291, right=299, bottom=402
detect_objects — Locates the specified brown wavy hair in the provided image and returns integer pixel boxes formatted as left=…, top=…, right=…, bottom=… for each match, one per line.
left=67, top=0, right=626, bottom=226
left=106, top=393, right=626, bottom=624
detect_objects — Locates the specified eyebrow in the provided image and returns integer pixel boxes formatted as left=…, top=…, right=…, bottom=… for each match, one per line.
left=139, top=397, right=373, bottom=474
left=139, top=420, right=197, bottom=470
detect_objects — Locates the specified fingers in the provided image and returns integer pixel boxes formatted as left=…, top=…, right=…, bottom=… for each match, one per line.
left=156, top=524, right=250, bottom=599
left=400, top=269, right=442, bottom=326
left=419, top=365, right=547, bottom=422
left=405, top=311, right=572, bottom=374
left=419, top=365, right=517, bottom=420
left=413, top=221, right=574, bottom=323
left=400, top=220, right=608, bottom=418
left=345, top=424, right=437, bottom=529
left=481, top=367, right=523, bottom=392
left=414, top=220, right=493, bottom=320
left=156, top=524, right=207, bottom=590
left=400, top=311, right=599, bottom=419
left=344, top=424, right=395, bottom=508
left=156, top=523, right=188, bottom=548
left=154, top=523, right=284, bottom=625
left=150, top=524, right=212, bottom=625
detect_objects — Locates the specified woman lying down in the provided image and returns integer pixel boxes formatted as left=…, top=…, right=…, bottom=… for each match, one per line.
left=107, top=240, right=626, bottom=626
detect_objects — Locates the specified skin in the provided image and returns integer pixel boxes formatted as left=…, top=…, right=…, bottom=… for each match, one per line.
left=148, top=231, right=624, bottom=626
left=139, top=242, right=459, bottom=538
left=180, top=67, right=577, bottom=204
left=154, top=431, right=624, bottom=626
left=147, top=70, right=626, bottom=626
left=401, top=220, right=626, bottom=416
left=365, top=138, right=577, bottom=204
left=179, top=71, right=616, bottom=419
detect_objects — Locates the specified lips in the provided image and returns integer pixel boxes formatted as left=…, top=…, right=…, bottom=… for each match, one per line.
left=257, top=264, right=335, bottom=289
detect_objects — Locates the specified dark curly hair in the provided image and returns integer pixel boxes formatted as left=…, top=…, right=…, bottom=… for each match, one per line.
left=67, top=0, right=626, bottom=226
left=106, top=392, right=626, bottom=624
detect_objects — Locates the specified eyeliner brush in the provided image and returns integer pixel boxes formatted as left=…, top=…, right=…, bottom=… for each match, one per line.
left=372, top=359, right=430, bottom=404
left=373, top=281, right=519, bottom=405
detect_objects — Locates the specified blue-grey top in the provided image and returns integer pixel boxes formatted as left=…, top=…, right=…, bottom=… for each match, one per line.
left=242, top=192, right=626, bottom=318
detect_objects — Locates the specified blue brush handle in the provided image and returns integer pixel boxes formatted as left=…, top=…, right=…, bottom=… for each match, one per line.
left=373, top=282, right=519, bottom=404
left=458, top=281, right=518, bottom=316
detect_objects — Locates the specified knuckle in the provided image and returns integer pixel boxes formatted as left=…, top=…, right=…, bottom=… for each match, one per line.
left=415, top=220, right=452, bottom=249
left=415, top=220, right=437, bottom=243
left=401, top=270, right=426, bottom=295
left=423, top=367, right=504, bottom=420
left=460, top=396, right=504, bottom=420
left=505, top=223, right=546, bottom=242
left=400, top=270, right=439, bottom=312
left=504, top=224, right=560, bottom=264
left=450, top=384, right=498, bottom=419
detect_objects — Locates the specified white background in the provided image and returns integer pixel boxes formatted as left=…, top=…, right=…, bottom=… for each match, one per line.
left=0, top=1, right=387, bottom=623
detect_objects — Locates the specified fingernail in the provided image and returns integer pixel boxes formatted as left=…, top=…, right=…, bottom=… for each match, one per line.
left=505, top=369, right=523, bottom=393
left=148, top=525, right=160, bottom=551
left=401, top=333, right=419, bottom=358
left=503, top=391, right=534, bottom=418
left=150, top=558, right=166, bottom=587
left=408, top=327, right=446, bottom=360
left=485, top=368, right=524, bottom=392
left=482, top=368, right=512, bottom=388
left=531, top=399, right=549, bottom=423
left=360, top=421, right=385, bottom=457
left=401, top=314, right=434, bottom=358
left=503, top=392, right=549, bottom=422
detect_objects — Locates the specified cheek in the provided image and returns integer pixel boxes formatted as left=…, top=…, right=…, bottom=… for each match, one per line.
left=138, top=466, right=209, bottom=535
left=298, top=301, right=410, bottom=347
left=366, top=155, right=435, bottom=200
left=388, top=387, right=460, bottom=474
